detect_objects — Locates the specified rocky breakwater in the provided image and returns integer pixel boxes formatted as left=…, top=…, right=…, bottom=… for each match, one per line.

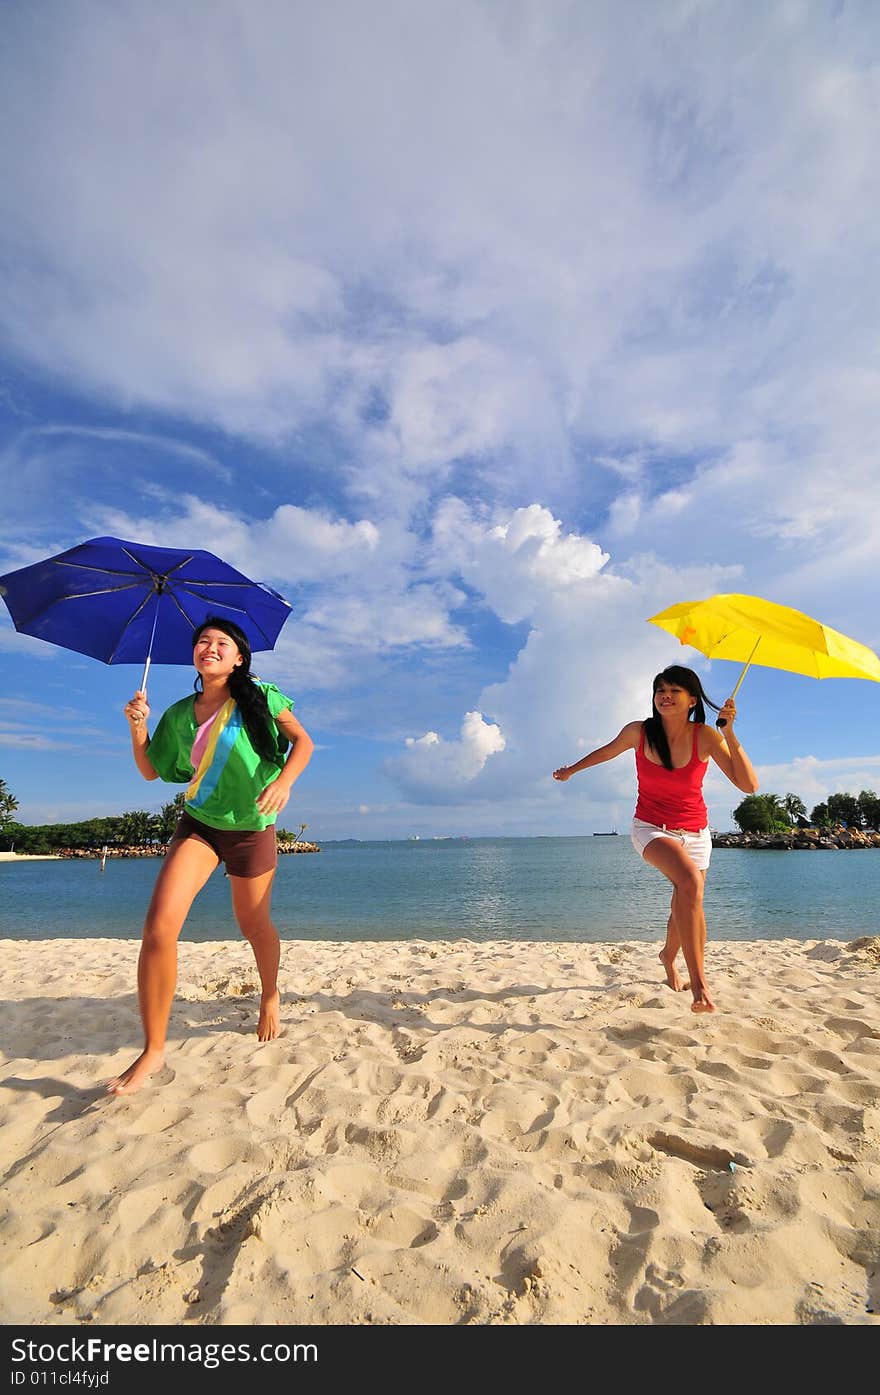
left=58, top=846, right=161, bottom=859
left=58, top=840, right=322, bottom=859
left=712, top=826, right=880, bottom=851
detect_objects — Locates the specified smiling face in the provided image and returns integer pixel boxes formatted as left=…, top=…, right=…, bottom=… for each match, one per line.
left=193, top=626, right=244, bottom=682
left=653, top=679, right=697, bottom=719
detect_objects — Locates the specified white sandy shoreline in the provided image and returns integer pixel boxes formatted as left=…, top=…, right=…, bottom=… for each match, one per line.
left=1, top=935, right=878, bottom=1327
left=0, top=851, right=61, bottom=861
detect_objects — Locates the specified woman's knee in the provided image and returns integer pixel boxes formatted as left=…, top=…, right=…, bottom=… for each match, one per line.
left=142, top=916, right=183, bottom=951
left=237, top=916, right=276, bottom=943
left=673, top=868, right=704, bottom=904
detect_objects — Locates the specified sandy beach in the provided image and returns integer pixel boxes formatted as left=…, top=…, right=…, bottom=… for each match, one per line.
left=1, top=935, right=878, bottom=1327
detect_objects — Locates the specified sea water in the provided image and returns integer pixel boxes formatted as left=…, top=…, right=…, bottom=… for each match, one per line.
left=1, top=836, right=878, bottom=944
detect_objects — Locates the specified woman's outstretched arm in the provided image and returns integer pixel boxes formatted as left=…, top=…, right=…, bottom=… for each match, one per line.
left=553, top=721, right=642, bottom=781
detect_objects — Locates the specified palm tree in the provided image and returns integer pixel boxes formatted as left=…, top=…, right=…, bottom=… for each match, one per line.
left=783, top=793, right=807, bottom=825
left=118, top=810, right=154, bottom=847
left=0, top=778, right=19, bottom=830
left=762, top=793, right=789, bottom=830
left=292, top=822, right=308, bottom=845
left=156, top=793, right=187, bottom=847
left=733, top=792, right=789, bottom=834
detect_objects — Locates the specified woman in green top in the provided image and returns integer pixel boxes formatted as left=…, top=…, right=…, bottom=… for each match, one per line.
left=108, top=616, right=314, bottom=1096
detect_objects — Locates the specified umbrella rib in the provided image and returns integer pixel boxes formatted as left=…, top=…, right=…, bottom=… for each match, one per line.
left=12, top=581, right=148, bottom=627
left=163, top=589, right=207, bottom=629
left=161, top=587, right=245, bottom=634
left=161, top=589, right=277, bottom=650
left=172, top=578, right=270, bottom=590
left=120, top=546, right=194, bottom=577
left=173, top=585, right=279, bottom=645
left=704, top=625, right=740, bottom=651
left=55, top=562, right=153, bottom=581
left=105, top=591, right=159, bottom=665
left=45, top=581, right=151, bottom=599
left=56, top=552, right=197, bottom=584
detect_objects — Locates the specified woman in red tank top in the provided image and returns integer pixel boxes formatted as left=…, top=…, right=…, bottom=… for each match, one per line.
left=552, top=665, right=759, bottom=1013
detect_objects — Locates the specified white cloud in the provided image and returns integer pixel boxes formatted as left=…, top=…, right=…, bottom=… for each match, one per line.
left=383, top=339, right=524, bottom=471
left=432, top=499, right=610, bottom=624
left=82, top=497, right=381, bottom=588
left=0, top=732, right=76, bottom=752
left=301, top=586, right=465, bottom=650
left=386, top=710, right=505, bottom=798
left=3, top=0, right=878, bottom=530
left=0, top=696, right=110, bottom=754
left=0, top=624, right=59, bottom=658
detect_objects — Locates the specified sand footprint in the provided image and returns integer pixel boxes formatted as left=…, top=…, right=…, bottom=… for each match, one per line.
left=244, top=1064, right=313, bottom=1127
left=188, top=1137, right=271, bottom=1175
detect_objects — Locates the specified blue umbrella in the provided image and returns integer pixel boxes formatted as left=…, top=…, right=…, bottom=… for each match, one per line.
left=0, top=535, right=293, bottom=692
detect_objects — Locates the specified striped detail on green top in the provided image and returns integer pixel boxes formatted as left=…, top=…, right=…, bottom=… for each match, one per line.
left=185, top=699, right=241, bottom=809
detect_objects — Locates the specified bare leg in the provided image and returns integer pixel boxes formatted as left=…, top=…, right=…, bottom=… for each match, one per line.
left=659, top=908, right=687, bottom=992
left=107, top=838, right=219, bottom=1095
left=230, top=869, right=282, bottom=1041
left=643, top=841, right=715, bottom=1012
left=659, top=870, right=706, bottom=991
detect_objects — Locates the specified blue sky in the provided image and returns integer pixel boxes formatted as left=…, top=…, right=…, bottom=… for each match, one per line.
left=2, top=0, right=880, bottom=840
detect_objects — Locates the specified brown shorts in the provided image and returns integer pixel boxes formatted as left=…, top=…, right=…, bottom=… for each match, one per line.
left=170, top=811, right=277, bottom=878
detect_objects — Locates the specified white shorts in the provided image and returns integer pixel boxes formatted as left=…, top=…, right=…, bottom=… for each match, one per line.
left=630, top=818, right=712, bottom=872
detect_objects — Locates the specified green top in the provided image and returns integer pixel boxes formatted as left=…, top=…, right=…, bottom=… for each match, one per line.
left=148, top=681, right=294, bottom=832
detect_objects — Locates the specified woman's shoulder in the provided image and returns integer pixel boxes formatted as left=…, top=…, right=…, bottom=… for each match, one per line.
left=252, top=679, right=295, bottom=711
left=695, top=721, right=720, bottom=755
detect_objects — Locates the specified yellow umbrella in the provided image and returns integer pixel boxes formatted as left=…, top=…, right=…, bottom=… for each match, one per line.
left=647, top=592, right=880, bottom=726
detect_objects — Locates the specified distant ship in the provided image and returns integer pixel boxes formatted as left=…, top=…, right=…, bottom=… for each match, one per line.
left=593, top=830, right=618, bottom=836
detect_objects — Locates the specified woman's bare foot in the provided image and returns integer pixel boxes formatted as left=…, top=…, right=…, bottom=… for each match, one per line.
left=257, top=989, right=281, bottom=1041
left=659, top=948, right=687, bottom=993
left=106, top=1048, right=166, bottom=1096
left=691, top=987, right=716, bottom=1013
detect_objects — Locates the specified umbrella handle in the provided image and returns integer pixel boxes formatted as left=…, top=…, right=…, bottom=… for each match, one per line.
left=716, top=637, right=761, bottom=727
left=139, top=601, right=160, bottom=696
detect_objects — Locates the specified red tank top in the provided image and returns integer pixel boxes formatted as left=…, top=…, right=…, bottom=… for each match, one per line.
left=634, top=724, right=709, bottom=832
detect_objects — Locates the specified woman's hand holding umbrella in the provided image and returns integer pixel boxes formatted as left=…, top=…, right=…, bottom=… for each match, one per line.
left=716, top=696, right=737, bottom=731
left=125, top=691, right=159, bottom=784
left=124, top=690, right=150, bottom=729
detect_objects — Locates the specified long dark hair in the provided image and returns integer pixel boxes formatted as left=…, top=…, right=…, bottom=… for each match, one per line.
left=643, top=665, right=720, bottom=770
left=193, top=616, right=286, bottom=766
